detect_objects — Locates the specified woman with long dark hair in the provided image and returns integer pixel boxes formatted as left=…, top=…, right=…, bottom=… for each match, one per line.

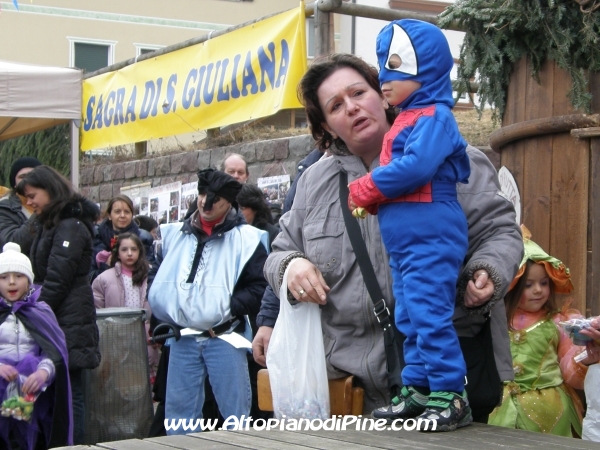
left=237, top=184, right=279, bottom=248
left=16, top=165, right=101, bottom=444
left=90, top=194, right=155, bottom=282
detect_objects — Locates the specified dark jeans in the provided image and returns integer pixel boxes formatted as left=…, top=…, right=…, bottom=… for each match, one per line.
left=69, top=368, right=85, bottom=445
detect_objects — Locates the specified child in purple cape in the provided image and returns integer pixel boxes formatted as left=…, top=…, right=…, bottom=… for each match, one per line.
left=0, top=242, right=72, bottom=449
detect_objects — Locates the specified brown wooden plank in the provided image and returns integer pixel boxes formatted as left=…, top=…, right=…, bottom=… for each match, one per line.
left=550, top=64, right=589, bottom=313
left=60, top=425, right=600, bottom=450
left=258, top=370, right=364, bottom=416
left=503, top=55, right=528, bottom=127
left=200, top=430, right=319, bottom=449
left=236, top=429, right=380, bottom=450
left=54, top=446, right=107, bottom=450
left=500, top=56, right=528, bottom=218
left=588, top=69, right=600, bottom=316
left=290, top=423, right=599, bottom=449
left=293, top=427, right=474, bottom=449
left=146, top=434, right=247, bottom=450
left=95, top=438, right=177, bottom=450
left=257, top=369, right=273, bottom=411
left=464, top=424, right=599, bottom=448
left=572, top=127, right=600, bottom=138
left=522, top=58, right=554, bottom=248
left=590, top=136, right=600, bottom=316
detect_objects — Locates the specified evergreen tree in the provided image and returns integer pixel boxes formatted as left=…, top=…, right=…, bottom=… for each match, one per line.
left=439, top=0, right=600, bottom=122
left=0, top=124, right=70, bottom=187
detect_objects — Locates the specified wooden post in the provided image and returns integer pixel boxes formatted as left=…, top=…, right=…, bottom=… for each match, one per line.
left=500, top=57, right=591, bottom=313
left=314, top=1, right=336, bottom=57
left=70, top=120, right=79, bottom=189
left=588, top=71, right=600, bottom=316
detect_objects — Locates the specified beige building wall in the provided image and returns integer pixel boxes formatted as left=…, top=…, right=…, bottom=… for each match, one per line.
left=0, top=0, right=301, bottom=68
left=0, top=0, right=304, bottom=152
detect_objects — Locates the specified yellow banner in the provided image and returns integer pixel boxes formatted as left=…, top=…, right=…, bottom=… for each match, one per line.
left=81, top=5, right=307, bottom=151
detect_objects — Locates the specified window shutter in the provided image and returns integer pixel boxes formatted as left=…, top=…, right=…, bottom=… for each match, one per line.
left=74, top=43, right=109, bottom=73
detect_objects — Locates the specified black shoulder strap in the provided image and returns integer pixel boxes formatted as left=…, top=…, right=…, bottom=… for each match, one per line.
left=338, top=172, right=390, bottom=329
left=339, top=171, right=404, bottom=395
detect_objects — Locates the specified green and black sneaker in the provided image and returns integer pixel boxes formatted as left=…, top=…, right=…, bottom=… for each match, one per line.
left=371, top=386, right=429, bottom=422
left=416, top=390, right=472, bottom=432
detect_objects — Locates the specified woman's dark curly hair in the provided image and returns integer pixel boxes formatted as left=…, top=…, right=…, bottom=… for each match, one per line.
left=236, top=184, right=274, bottom=227
left=297, top=53, right=396, bottom=154
left=110, top=232, right=148, bottom=286
left=16, top=165, right=80, bottom=229
left=134, top=214, right=158, bottom=233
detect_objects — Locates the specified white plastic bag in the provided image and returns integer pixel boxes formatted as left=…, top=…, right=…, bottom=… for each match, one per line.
left=266, top=266, right=330, bottom=420
left=583, top=363, right=600, bottom=442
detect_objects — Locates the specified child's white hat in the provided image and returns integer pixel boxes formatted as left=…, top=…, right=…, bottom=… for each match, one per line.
left=0, top=243, right=34, bottom=285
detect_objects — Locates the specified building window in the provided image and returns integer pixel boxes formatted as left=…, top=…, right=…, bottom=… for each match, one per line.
left=135, top=44, right=164, bottom=57
left=68, top=37, right=116, bottom=73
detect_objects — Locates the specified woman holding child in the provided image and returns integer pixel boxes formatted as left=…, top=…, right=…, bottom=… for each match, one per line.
left=254, top=53, right=523, bottom=425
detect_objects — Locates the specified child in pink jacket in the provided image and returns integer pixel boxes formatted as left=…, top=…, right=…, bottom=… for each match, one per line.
left=92, top=232, right=158, bottom=378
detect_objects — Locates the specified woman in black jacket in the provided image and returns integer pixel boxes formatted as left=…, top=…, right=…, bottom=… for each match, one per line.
left=17, top=165, right=101, bottom=445
left=90, top=194, right=155, bottom=281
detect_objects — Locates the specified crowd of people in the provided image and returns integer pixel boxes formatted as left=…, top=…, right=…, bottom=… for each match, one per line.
left=0, top=18, right=599, bottom=449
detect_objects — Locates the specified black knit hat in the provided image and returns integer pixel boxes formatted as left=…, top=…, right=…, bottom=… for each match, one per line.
left=9, top=157, right=42, bottom=188
left=197, top=168, right=242, bottom=211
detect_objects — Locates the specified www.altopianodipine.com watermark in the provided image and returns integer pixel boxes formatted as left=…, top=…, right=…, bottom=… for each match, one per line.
left=164, top=415, right=437, bottom=432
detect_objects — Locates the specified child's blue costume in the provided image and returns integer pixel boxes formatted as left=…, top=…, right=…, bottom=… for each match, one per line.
left=348, top=19, right=470, bottom=393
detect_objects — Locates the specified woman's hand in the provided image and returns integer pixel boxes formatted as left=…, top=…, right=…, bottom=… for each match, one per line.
left=287, top=258, right=330, bottom=305
left=579, top=319, right=600, bottom=365
left=22, top=369, right=49, bottom=394
left=579, top=317, right=600, bottom=342
left=0, top=364, right=18, bottom=382
left=464, top=270, right=494, bottom=308
left=579, top=342, right=600, bottom=366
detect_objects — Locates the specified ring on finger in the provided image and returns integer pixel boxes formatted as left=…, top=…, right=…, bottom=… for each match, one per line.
left=298, top=288, right=305, bottom=296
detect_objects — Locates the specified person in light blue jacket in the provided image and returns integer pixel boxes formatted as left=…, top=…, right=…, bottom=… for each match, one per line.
left=148, top=169, right=268, bottom=434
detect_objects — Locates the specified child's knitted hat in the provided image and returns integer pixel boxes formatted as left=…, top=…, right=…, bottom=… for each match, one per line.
left=508, top=225, right=574, bottom=294
left=0, top=242, right=34, bottom=285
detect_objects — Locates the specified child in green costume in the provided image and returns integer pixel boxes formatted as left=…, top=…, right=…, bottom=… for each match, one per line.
left=488, top=226, right=599, bottom=437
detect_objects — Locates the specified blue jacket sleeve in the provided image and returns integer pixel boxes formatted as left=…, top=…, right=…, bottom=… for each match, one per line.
left=256, top=285, right=280, bottom=328
left=230, top=243, right=269, bottom=318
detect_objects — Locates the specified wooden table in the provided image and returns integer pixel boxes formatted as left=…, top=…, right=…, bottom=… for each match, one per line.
left=59, top=423, right=598, bottom=449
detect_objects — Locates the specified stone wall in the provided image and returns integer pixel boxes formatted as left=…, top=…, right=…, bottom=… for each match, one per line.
left=79, top=134, right=500, bottom=211
left=79, top=134, right=316, bottom=210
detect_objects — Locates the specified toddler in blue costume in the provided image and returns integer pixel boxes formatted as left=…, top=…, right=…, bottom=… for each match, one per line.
left=348, top=19, right=472, bottom=431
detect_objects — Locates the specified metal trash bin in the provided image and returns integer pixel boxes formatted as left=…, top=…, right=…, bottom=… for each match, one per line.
left=84, top=308, right=153, bottom=444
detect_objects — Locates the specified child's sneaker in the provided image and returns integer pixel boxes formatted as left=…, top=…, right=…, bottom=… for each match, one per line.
left=416, top=390, right=472, bottom=432
left=371, top=386, right=429, bottom=422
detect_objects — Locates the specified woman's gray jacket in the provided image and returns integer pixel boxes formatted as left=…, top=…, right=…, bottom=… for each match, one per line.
left=263, top=145, right=523, bottom=412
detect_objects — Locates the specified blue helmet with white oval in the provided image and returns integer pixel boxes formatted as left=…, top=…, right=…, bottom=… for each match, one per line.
left=376, top=19, right=455, bottom=108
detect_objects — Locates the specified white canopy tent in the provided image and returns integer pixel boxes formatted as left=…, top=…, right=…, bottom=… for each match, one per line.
left=0, top=60, right=82, bottom=186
